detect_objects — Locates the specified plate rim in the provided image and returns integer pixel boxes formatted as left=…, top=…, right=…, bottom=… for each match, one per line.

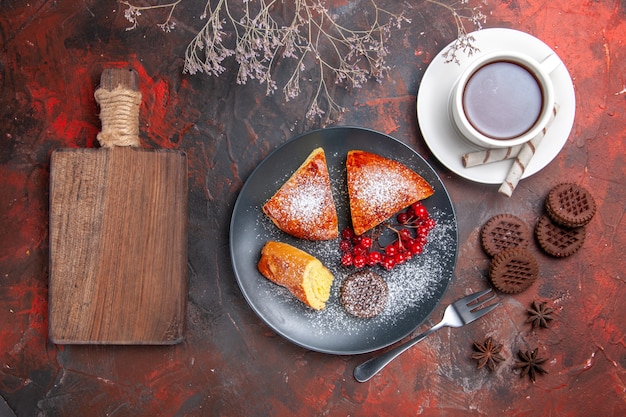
left=229, top=126, right=458, bottom=355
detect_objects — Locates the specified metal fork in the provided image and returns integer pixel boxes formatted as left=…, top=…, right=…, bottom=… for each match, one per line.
left=354, top=288, right=499, bottom=382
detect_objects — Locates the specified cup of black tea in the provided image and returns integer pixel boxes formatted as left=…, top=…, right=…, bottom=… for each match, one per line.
left=450, top=51, right=561, bottom=148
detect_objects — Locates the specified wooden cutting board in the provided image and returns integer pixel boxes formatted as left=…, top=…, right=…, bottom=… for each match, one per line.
left=49, top=69, right=187, bottom=344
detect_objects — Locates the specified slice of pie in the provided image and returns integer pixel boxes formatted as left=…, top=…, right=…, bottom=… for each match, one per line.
left=263, top=148, right=338, bottom=240
left=347, top=150, right=434, bottom=235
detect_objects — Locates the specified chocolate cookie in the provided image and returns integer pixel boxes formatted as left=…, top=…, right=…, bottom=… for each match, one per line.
left=488, top=248, right=539, bottom=294
left=340, top=270, right=388, bottom=318
left=481, top=214, right=531, bottom=257
left=545, top=183, right=596, bottom=228
left=535, top=214, right=586, bottom=257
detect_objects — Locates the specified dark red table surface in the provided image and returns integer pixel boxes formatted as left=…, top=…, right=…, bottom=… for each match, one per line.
left=1, top=1, right=625, bottom=416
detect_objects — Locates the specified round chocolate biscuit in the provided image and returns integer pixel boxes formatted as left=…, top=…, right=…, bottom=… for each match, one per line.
left=545, top=183, right=596, bottom=228
left=488, top=248, right=539, bottom=294
left=535, top=214, right=586, bottom=257
left=340, top=270, right=388, bottom=318
left=481, top=214, right=531, bottom=257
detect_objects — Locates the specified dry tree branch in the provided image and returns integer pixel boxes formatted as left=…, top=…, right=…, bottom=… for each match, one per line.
left=119, top=0, right=486, bottom=124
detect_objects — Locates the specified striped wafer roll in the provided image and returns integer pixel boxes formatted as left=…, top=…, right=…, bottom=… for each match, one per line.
left=498, top=104, right=560, bottom=197
left=462, top=103, right=560, bottom=170
left=462, top=143, right=525, bottom=168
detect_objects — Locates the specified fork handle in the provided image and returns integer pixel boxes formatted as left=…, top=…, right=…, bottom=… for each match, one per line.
left=354, top=322, right=445, bottom=382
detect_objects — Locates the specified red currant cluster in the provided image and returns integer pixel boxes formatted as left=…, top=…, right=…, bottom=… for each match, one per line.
left=339, top=202, right=436, bottom=270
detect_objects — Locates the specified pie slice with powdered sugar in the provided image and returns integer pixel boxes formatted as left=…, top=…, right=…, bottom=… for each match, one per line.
left=347, top=150, right=434, bottom=236
left=263, top=147, right=338, bottom=240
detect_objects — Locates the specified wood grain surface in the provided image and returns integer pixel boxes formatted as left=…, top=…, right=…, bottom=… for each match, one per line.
left=49, top=147, right=187, bottom=344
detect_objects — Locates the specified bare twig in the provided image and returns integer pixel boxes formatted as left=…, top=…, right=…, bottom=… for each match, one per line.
left=119, top=0, right=486, bottom=123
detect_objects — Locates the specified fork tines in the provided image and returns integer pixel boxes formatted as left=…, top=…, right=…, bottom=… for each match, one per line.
left=465, top=288, right=499, bottom=311
left=465, top=288, right=495, bottom=303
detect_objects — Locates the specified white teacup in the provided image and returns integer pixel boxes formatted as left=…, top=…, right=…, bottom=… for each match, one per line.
left=450, top=51, right=561, bottom=149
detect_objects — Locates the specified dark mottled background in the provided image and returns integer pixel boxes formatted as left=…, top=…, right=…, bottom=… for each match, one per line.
left=1, top=0, right=625, bottom=415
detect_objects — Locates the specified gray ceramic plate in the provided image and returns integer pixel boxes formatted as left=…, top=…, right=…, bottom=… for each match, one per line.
left=229, top=127, right=457, bottom=355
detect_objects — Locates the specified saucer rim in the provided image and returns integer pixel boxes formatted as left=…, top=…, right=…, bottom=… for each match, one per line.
left=417, top=28, right=576, bottom=185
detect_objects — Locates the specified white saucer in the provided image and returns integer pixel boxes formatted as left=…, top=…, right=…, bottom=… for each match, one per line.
left=417, top=28, right=575, bottom=184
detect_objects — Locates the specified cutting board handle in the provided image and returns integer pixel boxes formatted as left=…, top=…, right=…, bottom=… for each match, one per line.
left=94, top=68, right=142, bottom=148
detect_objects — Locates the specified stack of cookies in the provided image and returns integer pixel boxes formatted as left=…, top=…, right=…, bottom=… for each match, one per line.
left=481, top=214, right=538, bottom=294
left=535, top=183, right=596, bottom=258
left=480, top=183, right=596, bottom=294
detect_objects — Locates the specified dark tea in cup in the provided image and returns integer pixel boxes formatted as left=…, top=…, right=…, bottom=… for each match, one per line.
left=450, top=51, right=560, bottom=149
left=462, top=61, right=543, bottom=140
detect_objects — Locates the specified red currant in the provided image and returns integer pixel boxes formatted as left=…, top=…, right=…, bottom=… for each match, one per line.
left=397, top=212, right=410, bottom=224
left=352, top=245, right=367, bottom=257
left=353, top=254, right=366, bottom=268
left=417, top=225, right=430, bottom=237
left=382, top=256, right=396, bottom=270
left=399, top=228, right=412, bottom=241
left=367, top=251, right=382, bottom=266
left=338, top=209, right=432, bottom=270
left=359, top=236, right=372, bottom=249
left=385, top=244, right=398, bottom=256
left=412, top=203, right=428, bottom=220
left=394, top=252, right=406, bottom=265
left=341, top=252, right=353, bottom=267
left=409, top=241, right=424, bottom=255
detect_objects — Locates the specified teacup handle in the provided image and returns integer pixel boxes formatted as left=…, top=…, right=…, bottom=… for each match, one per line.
left=540, top=53, right=562, bottom=75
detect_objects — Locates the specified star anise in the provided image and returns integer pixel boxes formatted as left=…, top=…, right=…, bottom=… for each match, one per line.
left=513, top=348, right=548, bottom=382
left=526, top=301, right=555, bottom=329
left=471, top=336, right=505, bottom=371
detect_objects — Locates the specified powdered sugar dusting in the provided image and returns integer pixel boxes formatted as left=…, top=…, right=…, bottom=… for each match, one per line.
left=340, top=271, right=388, bottom=318
left=256, top=207, right=456, bottom=338
left=275, top=176, right=329, bottom=228
left=263, top=154, right=337, bottom=240
left=244, top=145, right=457, bottom=352
left=307, top=211, right=454, bottom=335
left=352, top=165, right=413, bottom=209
